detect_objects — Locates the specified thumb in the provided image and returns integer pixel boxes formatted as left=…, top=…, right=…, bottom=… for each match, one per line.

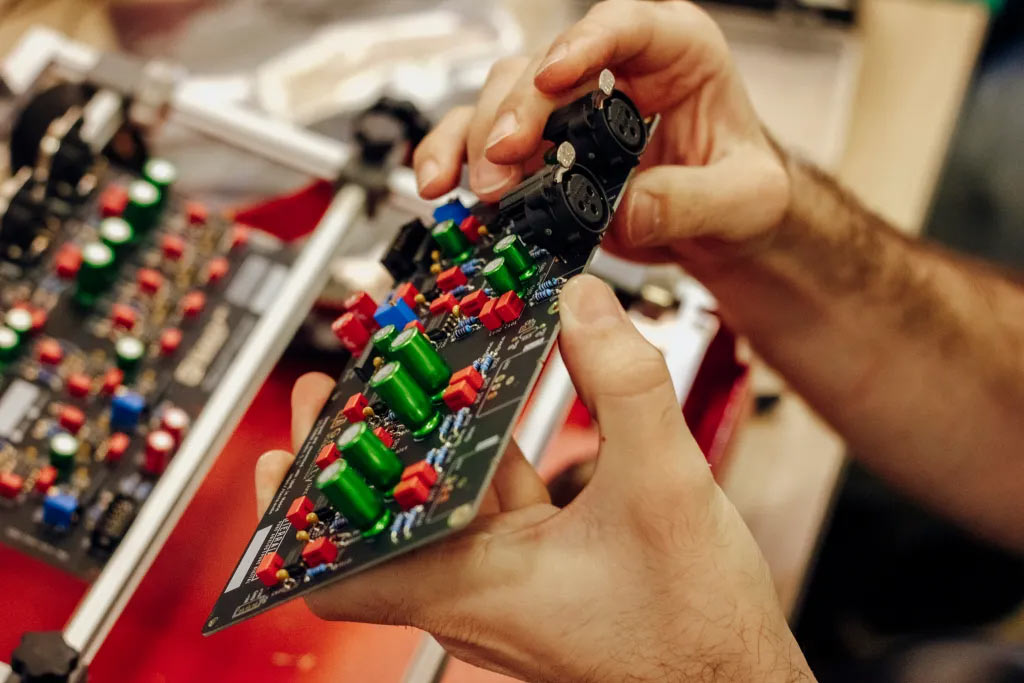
left=614, top=148, right=789, bottom=248
left=557, top=275, right=707, bottom=485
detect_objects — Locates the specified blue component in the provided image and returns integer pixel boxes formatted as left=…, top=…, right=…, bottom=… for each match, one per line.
left=450, top=285, right=470, bottom=298
left=373, top=298, right=418, bottom=331
left=460, top=263, right=481, bottom=277
left=480, top=355, right=495, bottom=373
left=453, top=408, right=468, bottom=432
left=110, top=391, right=146, bottom=432
left=472, top=360, right=482, bottom=372
left=432, top=199, right=471, bottom=226
left=436, top=445, right=450, bottom=466
left=402, top=508, right=420, bottom=536
left=438, top=415, right=454, bottom=439
left=43, top=493, right=77, bottom=528
left=307, top=565, right=329, bottom=579
left=390, top=512, right=405, bottom=539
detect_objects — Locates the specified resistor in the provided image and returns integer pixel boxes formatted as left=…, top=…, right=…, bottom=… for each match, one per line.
left=329, top=516, right=347, bottom=534
left=480, top=355, right=495, bottom=373
left=460, top=262, right=481, bottom=277
left=306, top=564, right=330, bottom=579
left=435, top=445, right=451, bottom=467
left=531, top=287, right=556, bottom=304
left=389, top=512, right=406, bottom=543
left=472, top=360, right=482, bottom=372
left=402, top=506, right=422, bottom=539
left=438, top=415, right=454, bottom=440
left=453, top=407, right=471, bottom=432
left=453, top=319, right=479, bottom=341
left=529, top=247, right=550, bottom=260
left=450, top=285, right=470, bottom=298
left=536, top=277, right=564, bottom=290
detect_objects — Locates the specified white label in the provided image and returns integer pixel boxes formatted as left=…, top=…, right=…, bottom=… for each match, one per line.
left=224, top=525, right=272, bottom=593
left=0, top=379, right=40, bottom=438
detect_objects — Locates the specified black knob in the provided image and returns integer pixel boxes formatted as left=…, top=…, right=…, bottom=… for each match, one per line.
left=10, top=631, right=80, bottom=683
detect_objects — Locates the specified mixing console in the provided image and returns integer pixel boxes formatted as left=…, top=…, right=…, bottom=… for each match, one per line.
left=207, top=71, right=652, bottom=633
left=0, top=84, right=296, bottom=578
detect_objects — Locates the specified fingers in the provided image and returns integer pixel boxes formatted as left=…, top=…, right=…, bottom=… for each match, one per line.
left=557, top=275, right=708, bottom=484
left=534, top=1, right=728, bottom=109
left=413, top=106, right=474, bottom=198
left=613, top=150, right=790, bottom=248
left=290, top=372, right=334, bottom=453
left=255, top=449, right=293, bottom=518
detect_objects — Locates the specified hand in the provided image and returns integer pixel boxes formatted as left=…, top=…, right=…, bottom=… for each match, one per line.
left=255, top=275, right=812, bottom=682
left=412, top=0, right=791, bottom=269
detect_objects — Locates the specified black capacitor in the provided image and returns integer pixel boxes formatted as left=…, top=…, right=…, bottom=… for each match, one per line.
left=382, top=218, right=431, bottom=281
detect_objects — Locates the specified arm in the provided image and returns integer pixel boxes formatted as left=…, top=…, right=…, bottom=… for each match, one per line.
left=685, top=153, right=1024, bottom=550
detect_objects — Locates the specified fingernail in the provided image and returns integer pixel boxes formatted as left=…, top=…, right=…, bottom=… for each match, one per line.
left=626, top=190, right=661, bottom=246
left=560, top=275, right=622, bottom=325
left=474, top=161, right=513, bottom=195
left=486, top=111, right=519, bottom=150
left=417, top=159, right=440, bottom=193
left=536, top=43, right=569, bottom=77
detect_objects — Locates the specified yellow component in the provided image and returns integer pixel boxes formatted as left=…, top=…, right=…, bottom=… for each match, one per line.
left=296, top=530, right=310, bottom=542
left=306, top=512, right=319, bottom=525
left=430, top=250, right=440, bottom=261
left=362, top=406, right=375, bottom=418
left=276, top=568, right=290, bottom=582
left=373, top=356, right=384, bottom=369
left=451, top=305, right=461, bottom=317
left=414, top=293, right=426, bottom=304
left=478, top=225, right=489, bottom=237
left=429, top=263, right=442, bottom=274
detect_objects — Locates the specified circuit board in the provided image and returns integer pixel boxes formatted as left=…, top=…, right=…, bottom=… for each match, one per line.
left=206, top=72, right=652, bottom=634
left=0, top=91, right=296, bottom=578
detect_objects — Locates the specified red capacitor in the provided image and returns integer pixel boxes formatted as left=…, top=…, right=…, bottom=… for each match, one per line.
left=401, top=460, right=438, bottom=488
left=161, top=407, right=190, bottom=443
left=230, top=224, right=250, bottom=250
left=35, top=466, right=57, bottom=493
left=403, top=319, right=425, bottom=334
left=143, top=430, right=175, bottom=475
left=29, top=306, right=46, bottom=332
left=136, top=267, right=164, bottom=295
left=315, top=442, right=339, bottom=470
left=255, top=552, right=284, bottom=587
left=331, top=312, right=369, bottom=354
left=36, top=339, right=63, bottom=365
left=442, top=380, right=478, bottom=412
left=478, top=299, right=503, bottom=331
left=451, top=366, right=484, bottom=391
left=101, top=368, right=124, bottom=395
left=495, top=291, right=525, bottom=323
left=55, top=244, right=82, bottom=279
left=0, top=472, right=23, bottom=499
left=181, top=291, right=206, bottom=318
left=66, top=373, right=92, bottom=398
left=286, top=496, right=316, bottom=530
left=459, top=215, right=482, bottom=244
left=105, top=432, right=131, bottom=463
left=342, top=393, right=369, bottom=423
left=99, top=184, right=128, bottom=218
left=459, top=290, right=489, bottom=316
left=302, top=537, right=337, bottom=567
left=393, top=477, right=431, bottom=510
left=429, top=292, right=457, bottom=316
left=204, top=257, right=229, bottom=285
left=394, top=282, right=420, bottom=309
left=343, top=291, right=378, bottom=331
left=58, top=405, right=85, bottom=434
left=372, top=426, right=394, bottom=448
left=111, top=304, right=137, bottom=331
left=159, top=328, right=182, bottom=356
left=161, top=234, right=185, bottom=261
left=436, top=266, right=467, bottom=292
left=186, top=201, right=208, bottom=226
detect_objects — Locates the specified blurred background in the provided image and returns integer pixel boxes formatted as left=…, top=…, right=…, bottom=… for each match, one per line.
left=1, top=0, right=1022, bottom=681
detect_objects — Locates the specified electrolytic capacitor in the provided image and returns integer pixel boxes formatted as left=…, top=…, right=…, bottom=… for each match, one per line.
left=369, top=361, right=439, bottom=438
left=493, top=233, right=538, bottom=280
left=336, top=422, right=403, bottom=490
left=316, top=460, right=391, bottom=536
left=388, top=328, right=452, bottom=397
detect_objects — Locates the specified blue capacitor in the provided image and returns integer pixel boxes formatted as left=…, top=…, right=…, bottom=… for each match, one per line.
left=43, top=493, right=77, bottom=528
left=373, top=299, right=418, bottom=331
left=110, top=391, right=146, bottom=432
left=432, top=198, right=471, bottom=226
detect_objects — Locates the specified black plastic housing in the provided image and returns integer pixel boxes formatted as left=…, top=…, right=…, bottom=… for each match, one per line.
left=542, top=90, right=647, bottom=181
left=381, top=217, right=431, bottom=280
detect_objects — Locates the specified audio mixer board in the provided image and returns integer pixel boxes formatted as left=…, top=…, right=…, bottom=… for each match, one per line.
left=0, top=84, right=296, bottom=578
left=207, top=71, right=652, bottom=633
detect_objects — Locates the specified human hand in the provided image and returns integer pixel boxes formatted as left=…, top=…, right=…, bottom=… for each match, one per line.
left=412, top=0, right=791, bottom=268
left=255, top=275, right=811, bottom=682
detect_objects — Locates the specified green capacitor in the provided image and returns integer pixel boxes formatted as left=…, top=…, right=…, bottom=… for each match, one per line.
left=74, top=242, right=115, bottom=306
left=49, top=432, right=78, bottom=473
left=115, top=335, right=145, bottom=376
left=143, top=158, right=177, bottom=200
left=99, top=217, right=134, bottom=260
left=493, top=234, right=538, bottom=280
left=4, top=307, right=33, bottom=339
left=122, top=180, right=162, bottom=233
left=371, top=324, right=398, bottom=356
left=431, top=219, right=472, bottom=263
left=316, top=459, right=391, bottom=536
left=0, top=325, right=19, bottom=363
left=369, top=361, right=440, bottom=438
left=388, top=327, right=451, bottom=397
left=482, top=257, right=519, bottom=295
left=336, top=422, right=402, bottom=490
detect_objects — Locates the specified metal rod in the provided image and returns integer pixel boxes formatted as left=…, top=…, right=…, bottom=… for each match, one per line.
left=63, top=185, right=368, bottom=663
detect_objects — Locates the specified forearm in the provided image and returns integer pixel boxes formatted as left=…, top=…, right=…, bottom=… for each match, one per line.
left=683, top=152, right=1024, bottom=550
